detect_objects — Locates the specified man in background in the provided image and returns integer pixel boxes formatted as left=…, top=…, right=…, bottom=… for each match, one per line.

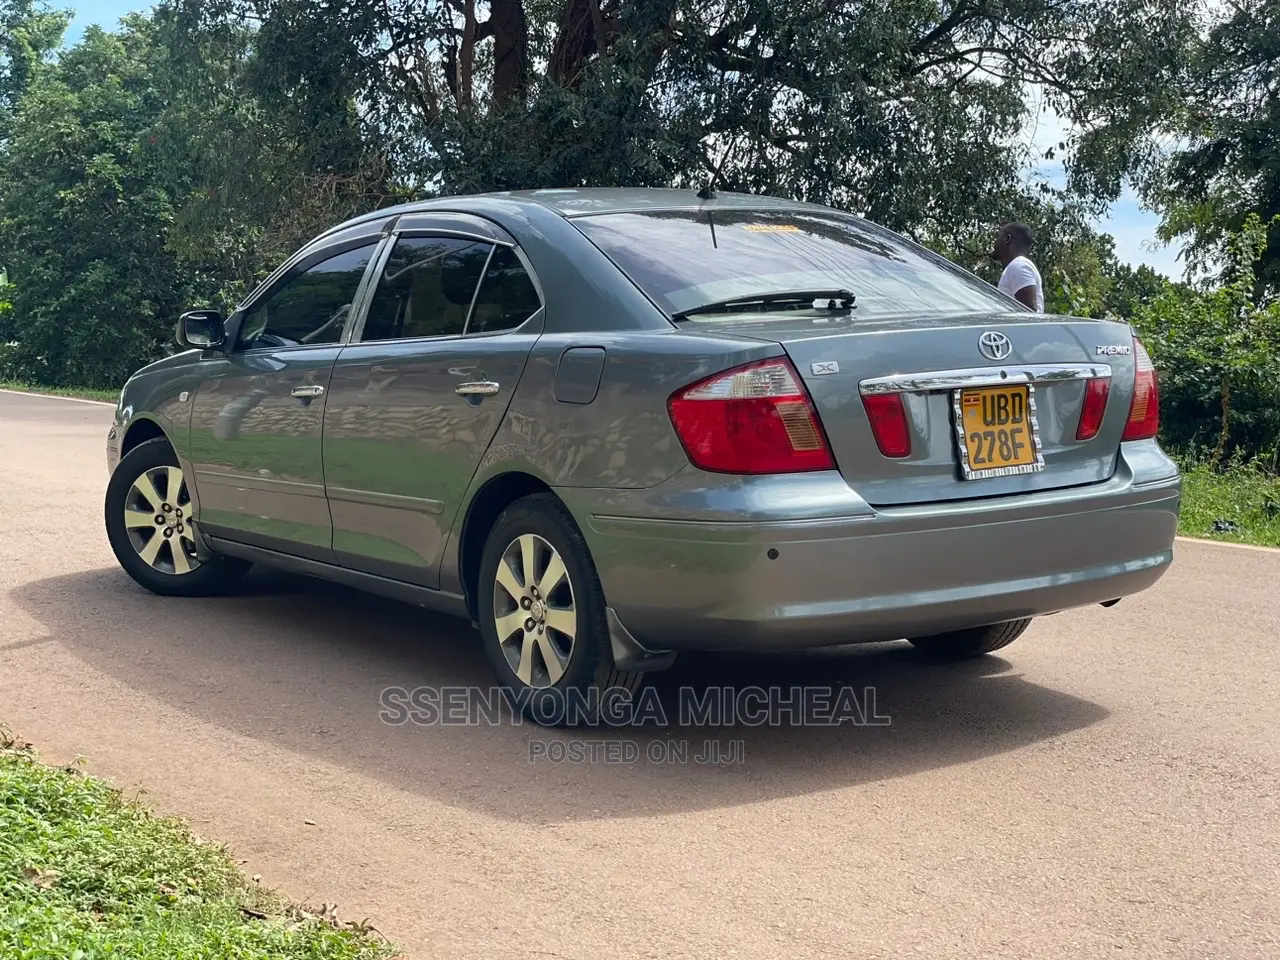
left=993, top=222, right=1045, bottom=312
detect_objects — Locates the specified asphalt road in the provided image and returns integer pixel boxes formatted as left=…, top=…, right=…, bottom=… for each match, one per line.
left=1, top=389, right=1277, bottom=959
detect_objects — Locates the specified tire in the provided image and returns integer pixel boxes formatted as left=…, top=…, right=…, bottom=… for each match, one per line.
left=477, top=493, right=643, bottom=726
left=104, top=437, right=250, bottom=597
left=907, top=618, right=1032, bottom=659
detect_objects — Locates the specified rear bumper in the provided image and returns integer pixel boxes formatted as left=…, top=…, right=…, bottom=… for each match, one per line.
left=558, top=443, right=1180, bottom=652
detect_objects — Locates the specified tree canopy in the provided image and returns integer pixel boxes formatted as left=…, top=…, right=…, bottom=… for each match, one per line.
left=1153, top=0, right=1280, bottom=293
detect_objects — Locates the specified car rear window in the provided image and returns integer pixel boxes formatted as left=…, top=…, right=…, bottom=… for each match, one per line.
left=571, top=209, right=1014, bottom=319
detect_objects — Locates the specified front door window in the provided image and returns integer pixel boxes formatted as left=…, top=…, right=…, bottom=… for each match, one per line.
left=237, top=244, right=378, bottom=350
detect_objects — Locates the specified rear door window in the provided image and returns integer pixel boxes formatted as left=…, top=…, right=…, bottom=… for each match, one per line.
left=360, top=236, right=493, bottom=342
left=467, top=246, right=542, bottom=334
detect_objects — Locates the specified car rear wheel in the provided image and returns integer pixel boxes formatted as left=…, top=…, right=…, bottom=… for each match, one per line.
left=908, top=619, right=1031, bottom=659
left=104, top=437, right=250, bottom=597
left=477, top=493, right=643, bottom=726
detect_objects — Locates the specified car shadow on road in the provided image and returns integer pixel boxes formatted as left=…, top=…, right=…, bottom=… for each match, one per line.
left=13, top=566, right=1109, bottom=824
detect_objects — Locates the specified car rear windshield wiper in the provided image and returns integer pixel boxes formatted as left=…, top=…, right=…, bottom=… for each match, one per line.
left=671, top=289, right=858, bottom=321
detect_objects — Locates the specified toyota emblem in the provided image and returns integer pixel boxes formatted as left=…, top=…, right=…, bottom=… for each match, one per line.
left=978, top=331, right=1013, bottom=361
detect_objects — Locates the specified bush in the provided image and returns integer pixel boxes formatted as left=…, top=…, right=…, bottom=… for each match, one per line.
left=1133, top=214, right=1280, bottom=463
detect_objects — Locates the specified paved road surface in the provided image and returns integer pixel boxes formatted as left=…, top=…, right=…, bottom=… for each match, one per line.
left=1, top=390, right=1277, bottom=959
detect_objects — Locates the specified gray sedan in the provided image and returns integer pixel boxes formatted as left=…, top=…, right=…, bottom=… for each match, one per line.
left=104, top=188, right=1180, bottom=723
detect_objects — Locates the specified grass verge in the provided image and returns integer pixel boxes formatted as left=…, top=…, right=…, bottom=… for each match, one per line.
left=1177, top=459, right=1280, bottom=548
left=0, top=725, right=396, bottom=960
left=0, top=381, right=118, bottom=403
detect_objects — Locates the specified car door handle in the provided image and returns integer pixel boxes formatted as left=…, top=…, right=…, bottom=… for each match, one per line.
left=291, top=385, right=326, bottom=398
left=455, top=381, right=500, bottom=397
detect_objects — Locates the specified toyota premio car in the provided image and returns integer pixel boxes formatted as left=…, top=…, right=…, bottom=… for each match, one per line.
left=104, top=188, right=1180, bottom=722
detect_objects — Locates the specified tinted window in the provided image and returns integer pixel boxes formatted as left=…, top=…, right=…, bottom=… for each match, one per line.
left=468, top=246, right=542, bottom=334
left=238, top=244, right=376, bottom=349
left=572, top=210, right=1014, bottom=319
left=361, top=236, right=491, bottom=342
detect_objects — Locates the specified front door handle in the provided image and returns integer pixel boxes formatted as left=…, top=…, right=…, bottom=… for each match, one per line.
left=455, top=381, right=500, bottom=397
left=291, top=385, right=326, bottom=398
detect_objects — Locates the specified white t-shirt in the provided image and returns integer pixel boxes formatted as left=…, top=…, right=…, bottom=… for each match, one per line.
left=998, top=256, right=1044, bottom=313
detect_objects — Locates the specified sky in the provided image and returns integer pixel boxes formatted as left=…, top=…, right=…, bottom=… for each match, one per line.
left=66, top=0, right=1184, bottom=278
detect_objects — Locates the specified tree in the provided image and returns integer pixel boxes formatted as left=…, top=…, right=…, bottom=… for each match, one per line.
left=0, top=22, right=194, bottom=387
left=146, top=4, right=400, bottom=303
left=1152, top=0, right=1280, bottom=293
left=168, top=0, right=1203, bottom=243
left=1101, top=262, right=1173, bottom=322
left=0, top=0, right=68, bottom=142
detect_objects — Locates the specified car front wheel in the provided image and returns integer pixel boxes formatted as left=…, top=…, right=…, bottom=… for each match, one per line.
left=477, top=493, right=642, bottom=726
left=908, top=619, right=1032, bottom=659
left=104, top=437, right=250, bottom=597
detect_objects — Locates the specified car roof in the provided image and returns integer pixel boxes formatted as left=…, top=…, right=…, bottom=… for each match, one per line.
left=316, top=187, right=829, bottom=241
left=495, top=187, right=822, bottom=216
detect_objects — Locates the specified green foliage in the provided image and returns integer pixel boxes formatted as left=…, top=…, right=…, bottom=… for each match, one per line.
left=1101, top=262, right=1174, bottom=322
left=0, top=0, right=69, bottom=142
left=0, top=732, right=394, bottom=959
left=147, top=4, right=399, bottom=301
left=1153, top=0, right=1280, bottom=293
left=1133, top=214, right=1280, bottom=461
left=174, top=0, right=1199, bottom=236
left=0, top=23, right=192, bottom=389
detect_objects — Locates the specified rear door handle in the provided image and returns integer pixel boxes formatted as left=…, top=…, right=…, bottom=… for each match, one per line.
left=455, top=381, right=500, bottom=397
left=291, top=385, right=326, bottom=398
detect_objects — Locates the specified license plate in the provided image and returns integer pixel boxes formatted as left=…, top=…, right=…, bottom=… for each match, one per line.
left=954, top=384, right=1044, bottom=479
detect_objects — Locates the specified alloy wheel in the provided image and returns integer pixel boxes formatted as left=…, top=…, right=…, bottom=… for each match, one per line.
left=493, top=533, right=577, bottom=688
left=123, top=465, right=201, bottom=575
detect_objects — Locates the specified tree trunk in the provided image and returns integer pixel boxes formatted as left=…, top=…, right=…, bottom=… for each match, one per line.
left=491, top=0, right=529, bottom=107
left=458, top=0, right=477, bottom=114
left=1211, top=375, right=1231, bottom=465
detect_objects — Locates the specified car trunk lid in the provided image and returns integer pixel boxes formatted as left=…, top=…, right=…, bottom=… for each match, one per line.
left=680, top=310, right=1136, bottom=506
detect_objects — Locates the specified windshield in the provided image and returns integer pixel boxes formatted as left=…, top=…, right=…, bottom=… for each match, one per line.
left=571, top=209, right=1016, bottom=320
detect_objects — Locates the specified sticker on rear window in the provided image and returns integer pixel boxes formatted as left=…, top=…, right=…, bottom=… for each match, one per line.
left=741, top=224, right=800, bottom=233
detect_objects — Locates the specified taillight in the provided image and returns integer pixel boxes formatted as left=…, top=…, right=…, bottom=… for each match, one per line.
left=1122, top=337, right=1160, bottom=441
left=1076, top=377, right=1111, bottom=441
left=861, top=393, right=912, bottom=458
left=667, top=358, right=835, bottom=474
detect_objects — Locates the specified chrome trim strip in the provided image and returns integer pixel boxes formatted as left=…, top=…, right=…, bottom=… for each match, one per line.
left=859, top=363, right=1111, bottom=395
left=395, top=227, right=515, bottom=247
left=326, top=486, right=445, bottom=515
left=196, top=471, right=328, bottom=497
left=952, top=383, right=1047, bottom=480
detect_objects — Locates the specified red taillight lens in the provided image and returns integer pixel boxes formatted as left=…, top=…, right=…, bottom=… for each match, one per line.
left=667, top=359, right=835, bottom=474
left=861, top=393, right=912, bottom=458
left=1076, top=377, right=1111, bottom=441
left=1122, top=337, right=1160, bottom=441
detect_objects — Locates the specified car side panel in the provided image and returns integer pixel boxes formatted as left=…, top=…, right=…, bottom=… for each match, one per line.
left=109, top=351, right=222, bottom=516
left=434, top=330, right=783, bottom=596
left=324, top=331, right=540, bottom=588
left=490, top=330, right=783, bottom=489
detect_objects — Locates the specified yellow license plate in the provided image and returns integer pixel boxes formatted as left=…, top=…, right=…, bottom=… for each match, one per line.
left=957, top=384, right=1041, bottom=478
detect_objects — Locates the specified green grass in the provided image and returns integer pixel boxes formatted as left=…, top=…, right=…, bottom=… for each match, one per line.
left=0, top=381, right=118, bottom=403
left=1177, top=458, right=1280, bottom=548
left=0, top=726, right=395, bottom=960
